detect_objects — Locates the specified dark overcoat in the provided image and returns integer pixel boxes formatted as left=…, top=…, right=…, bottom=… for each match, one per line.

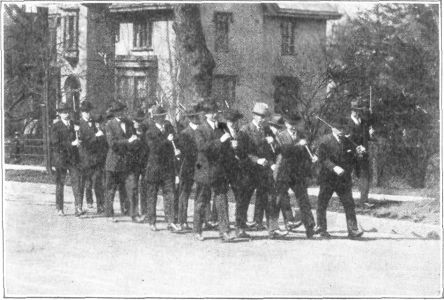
left=51, top=120, right=79, bottom=168
left=104, top=118, right=134, bottom=173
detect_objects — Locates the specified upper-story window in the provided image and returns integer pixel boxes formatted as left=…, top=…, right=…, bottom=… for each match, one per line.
left=281, top=20, right=296, bottom=56
left=62, top=9, right=79, bottom=65
left=212, top=75, right=237, bottom=107
left=133, top=21, right=153, bottom=49
left=214, top=12, right=232, bottom=53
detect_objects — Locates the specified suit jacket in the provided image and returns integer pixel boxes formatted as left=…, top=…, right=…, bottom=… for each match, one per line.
left=104, top=117, right=134, bottom=172
left=238, top=122, right=276, bottom=181
left=316, top=133, right=357, bottom=186
left=50, top=120, right=79, bottom=168
left=177, top=125, right=198, bottom=180
left=194, top=120, right=230, bottom=185
left=274, top=129, right=312, bottom=183
left=78, top=118, right=107, bottom=169
left=144, top=120, right=176, bottom=182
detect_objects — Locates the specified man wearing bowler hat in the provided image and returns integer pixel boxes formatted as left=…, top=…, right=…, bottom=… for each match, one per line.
left=144, top=105, right=181, bottom=232
left=78, top=100, right=106, bottom=213
left=314, top=120, right=364, bottom=239
left=238, top=102, right=288, bottom=239
left=104, top=100, right=137, bottom=218
left=268, top=113, right=302, bottom=231
left=50, top=102, right=83, bottom=216
left=193, top=101, right=235, bottom=242
left=175, top=103, right=202, bottom=230
left=347, top=97, right=375, bottom=206
left=274, top=111, right=316, bottom=238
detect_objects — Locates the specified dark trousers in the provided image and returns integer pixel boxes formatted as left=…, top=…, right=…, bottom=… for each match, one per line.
left=357, top=159, right=370, bottom=203
left=54, top=166, right=82, bottom=211
left=146, top=177, right=175, bottom=225
left=276, top=181, right=315, bottom=231
left=317, top=181, right=359, bottom=233
left=194, top=181, right=230, bottom=235
left=279, top=191, right=295, bottom=224
left=178, top=177, right=194, bottom=224
left=81, top=165, right=105, bottom=210
left=104, top=171, right=129, bottom=217
left=241, top=171, right=279, bottom=232
left=134, top=168, right=147, bottom=216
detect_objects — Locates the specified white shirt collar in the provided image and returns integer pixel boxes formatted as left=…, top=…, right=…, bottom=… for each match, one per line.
left=207, top=119, right=217, bottom=130
left=333, top=132, right=341, bottom=143
left=351, top=114, right=361, bottom=125
left=155, top=122, right=164, bottom=131
left=252, top=119, right=261, bottom=130
left=189, top=122, right=198, bottom=130
left=61, top=119, right=70, bottom=127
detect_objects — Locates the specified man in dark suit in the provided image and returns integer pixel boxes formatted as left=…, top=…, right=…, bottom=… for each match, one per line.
left=238, top=102, right=288, bottom=239
left=50, top=103, right=83, bottom=216
left=274, top=111, right=316, bottom=238
left=104, top=101, right=139, bottom=220
left=78, top=101, right=106, bottom=213
left=347, top=98, right=375, bottom=206
left=144, top=105, right=181, bottom=232
left=176, top=103, right=202, bottom=230
left=131, top=110, right=149, bottom=218
left=268, top=113, right=302, bottom=230
left=314, top=122, right=364, bottom=239
left=193, top=102, right=235, bottom=242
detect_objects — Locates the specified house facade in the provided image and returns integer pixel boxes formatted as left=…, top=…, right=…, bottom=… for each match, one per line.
left=50, top=3, right=341, bottom=118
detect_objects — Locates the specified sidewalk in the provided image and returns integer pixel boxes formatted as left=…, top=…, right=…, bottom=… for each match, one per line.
left=4, top=181, right=441, bottom=240
left=5, top=163, right=435, bottom=202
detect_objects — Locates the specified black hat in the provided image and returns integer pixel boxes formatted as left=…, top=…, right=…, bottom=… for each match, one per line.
left=109, top=101, right=127, bottom=113
left=56, top=102, right=72, bottom=113
left=92, top=114, right=104, bottom=123
left=283, top=111, right=303, bottom=125
left=133, top=109, right=146, bottom=122
left=223, top=109, right=243, bottom=122
left=184, top=103, right=203, bottom=117
left=268, top=113, right=285, bottom=128
left=200, top=101, right=219, bottom=114
left=80, top=100, right=94, bottom=112
left=151, top=105, right=167, bottom=117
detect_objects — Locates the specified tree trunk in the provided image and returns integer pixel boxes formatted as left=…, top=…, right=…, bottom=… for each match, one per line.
left=173, top=4, right=215, bottom=105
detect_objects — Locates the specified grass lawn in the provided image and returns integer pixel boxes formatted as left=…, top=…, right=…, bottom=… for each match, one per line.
left=5, top=169, right=440, bottom=225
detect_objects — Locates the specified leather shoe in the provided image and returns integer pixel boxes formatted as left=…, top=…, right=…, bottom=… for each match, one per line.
left=287, top=221, right=303, bottom=230
left=318, top=231, right=332, bottom=238
left=269, top=229, right=289, bottom=239
left=235, top=229, right=251, bottom=239
left=181, top=223, right=192, bottom=230
left=75, top=209, right=86, bottom=217
left=150, top=224, right=158, bottom=231
left=87, top=204, right=94, bottom=209
left=195, top=233, right=205, bottom=241
left=306, top=227, right=315, bottom=239
left=167, top=223, right=181, bottom=232
left=221, top=232, right=235, bottom=242
left=57, top=209, right=65, bottom=216
left=132, top=216, right=144, bottom=223
left=348, top=230, right=364, bottom=239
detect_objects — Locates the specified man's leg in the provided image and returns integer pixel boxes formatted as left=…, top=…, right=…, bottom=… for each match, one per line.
left=55, top=167, right=67, bottom=212
left=292, top=181, right=315, bottom=237
left=93, top=166, right=105, bottom=213
left=336, top=184, right=361, bottom=236
left=178, top=178, right=193, bottom=225
left=359, top=159, right=371, bottom=204
left=213, top=182, right=230, bottom=237
left=83, top=167, right=94, bottom=207
left=146, top=181, right=159, bottom=225
left=194, top=183, right=211, bottom=235
left=316, top=184, right=334, bottom=233
left=69, top=165, right=83, bottom=215
left=118, top=174, right=129, bottom=215
left=139, top=173, right=147, bottom=216
left=125, top=171, right=138, bottom=218
left=105, top=171, right=118, bottom=217
left=161, top=177, right=176, bottom=225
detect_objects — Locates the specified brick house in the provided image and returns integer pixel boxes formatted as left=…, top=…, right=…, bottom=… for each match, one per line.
left=50, top=3, right=341, bottom=118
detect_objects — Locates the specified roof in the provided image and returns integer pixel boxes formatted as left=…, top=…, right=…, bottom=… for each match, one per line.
left=263, top=3, right=342, bottom=20
left=109, top=3, right=172, bottom=13
left=108, top=3, right=341, bottom=20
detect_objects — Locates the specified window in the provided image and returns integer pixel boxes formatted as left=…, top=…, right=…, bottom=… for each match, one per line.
left=63, top=10, right=79, bottom=52
left=213, top=12, right=232, bottom=52
left=281, top=20, right=296, bottom=56
left=212, top=75, right=237, bottom=107
left=133, top=21, right=153, bottom=49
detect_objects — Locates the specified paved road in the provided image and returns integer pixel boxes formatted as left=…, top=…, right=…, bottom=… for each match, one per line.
left=3, top=182, right=442, bottom=297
